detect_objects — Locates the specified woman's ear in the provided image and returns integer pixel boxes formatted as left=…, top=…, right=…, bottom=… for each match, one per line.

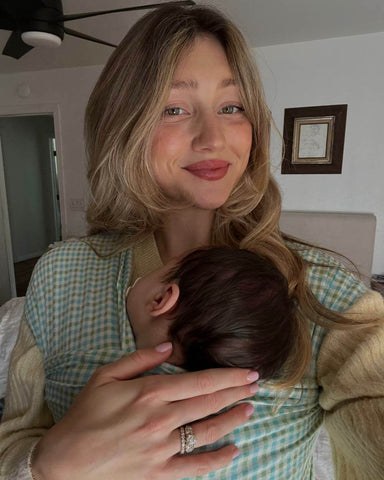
left=149, top=283, right=180, bottom=317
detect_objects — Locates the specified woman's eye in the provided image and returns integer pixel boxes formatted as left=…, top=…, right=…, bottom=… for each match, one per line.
left=219, top=105, right=244, bottom=114
left=163, top=107, right=187, bottom=116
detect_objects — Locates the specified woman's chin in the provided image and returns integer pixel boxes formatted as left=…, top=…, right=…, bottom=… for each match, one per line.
left=187, top=191, right=231, bottom=211
left=168, top=193, right=228, bottom=211
left=192, top=198, right=228, bottom=211
left=162, top=184, right=233, bottom=211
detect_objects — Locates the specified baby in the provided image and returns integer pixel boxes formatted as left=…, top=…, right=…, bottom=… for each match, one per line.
left=126, top=247, right=296, bottom=381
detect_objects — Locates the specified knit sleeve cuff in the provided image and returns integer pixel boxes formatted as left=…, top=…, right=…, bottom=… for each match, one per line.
left=9, top=439, right=40, bottom=480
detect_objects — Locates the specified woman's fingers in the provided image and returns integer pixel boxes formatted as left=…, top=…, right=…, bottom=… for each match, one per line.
left=160, top=444, right=240, bottom=480
left=155, top=405, right=253, bottom=479
left=90, top=343, right=174, bottom=385
left=148, top=368, right=259, bottom=402
left=171, top=383, right=258, bottom=428
left=166, top=402, right=254, bottom=456
left=194, top=402, right=254, bottom=447
left=91, top=347, right=258, bottom=403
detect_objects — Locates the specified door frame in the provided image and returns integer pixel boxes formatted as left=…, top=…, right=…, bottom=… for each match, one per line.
left=0, top=137, right=17, bottom=300
left=0, top=103, right=66, bottom=236
left=0, top=104, right=65, bottom=301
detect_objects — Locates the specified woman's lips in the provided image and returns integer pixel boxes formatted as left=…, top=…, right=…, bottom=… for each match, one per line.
left=184, top=160, right=230, bottom=180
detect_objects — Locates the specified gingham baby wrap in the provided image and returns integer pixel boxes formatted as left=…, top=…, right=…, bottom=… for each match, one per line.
left=24, top=235, right=367, bottom=479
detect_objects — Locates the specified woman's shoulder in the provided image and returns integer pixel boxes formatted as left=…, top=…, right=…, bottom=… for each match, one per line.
left=30, top=234, right=133, bottom=286
left=38, top=234, right=128, bottom=263
left=291, top=242, right=368, bottom=312
left=289, top=241, right=344, bottom=266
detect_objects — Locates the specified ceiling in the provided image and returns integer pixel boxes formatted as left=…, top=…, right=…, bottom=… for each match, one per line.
left=1, top=0, right=384, bottom=74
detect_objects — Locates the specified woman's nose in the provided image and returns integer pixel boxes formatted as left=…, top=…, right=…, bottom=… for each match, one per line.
left=191, top=112, right=225, bottom=152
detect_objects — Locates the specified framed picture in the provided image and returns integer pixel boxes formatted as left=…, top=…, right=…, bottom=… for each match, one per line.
left=281, top=104, right=347, bottom=174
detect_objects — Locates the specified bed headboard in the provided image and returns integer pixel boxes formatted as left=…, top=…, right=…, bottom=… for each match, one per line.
left=279, top=211, right=376, bottom=285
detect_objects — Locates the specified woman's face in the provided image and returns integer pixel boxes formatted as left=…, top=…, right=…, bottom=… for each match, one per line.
left=151, top=35, right=253, bottom=210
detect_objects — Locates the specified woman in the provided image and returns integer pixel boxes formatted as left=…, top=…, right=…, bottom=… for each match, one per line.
left=1, top=4, right=383, bottom=480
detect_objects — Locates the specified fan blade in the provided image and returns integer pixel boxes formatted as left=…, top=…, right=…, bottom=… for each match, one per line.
left=40, top=0, right=63, bottom=10
left=59, top=1, right=195, bottom=22
left=1, top=0, right=45, bottom=19
left=63, top=27, right=117, bottom=48
left=0, top=8, right=17, bottom=30
left=2, top=30, right=34, bottom=59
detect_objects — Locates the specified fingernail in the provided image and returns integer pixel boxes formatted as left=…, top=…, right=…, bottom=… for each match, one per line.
left=155, top=342, right=172, bottom=352
left=247, top=371, right=259, bottom=382
left=232, top=446, right=240, bottom=459
left=249, top=383, right=259, bottom=394
left=245, top=405, right=254, bottom=418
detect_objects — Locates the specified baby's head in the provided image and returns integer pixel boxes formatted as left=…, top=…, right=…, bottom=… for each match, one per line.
left=127, top=247, right=296, bottom=381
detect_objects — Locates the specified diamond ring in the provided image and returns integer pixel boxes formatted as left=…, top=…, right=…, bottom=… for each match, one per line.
left=179, top=424, right=197, bottom=454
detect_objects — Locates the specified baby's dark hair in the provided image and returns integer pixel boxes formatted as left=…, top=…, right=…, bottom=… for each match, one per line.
left=163, top=247, right=297, bottom=381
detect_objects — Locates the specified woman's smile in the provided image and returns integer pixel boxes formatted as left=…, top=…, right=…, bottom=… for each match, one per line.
left=183, top=160, right=230, bottom=181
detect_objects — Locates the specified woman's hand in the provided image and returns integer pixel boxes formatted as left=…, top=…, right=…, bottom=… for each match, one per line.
left=31, top=343, right=258, bottom=480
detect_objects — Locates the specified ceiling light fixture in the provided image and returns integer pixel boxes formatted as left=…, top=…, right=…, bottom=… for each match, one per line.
left=21, top=32, right=62, bottom=48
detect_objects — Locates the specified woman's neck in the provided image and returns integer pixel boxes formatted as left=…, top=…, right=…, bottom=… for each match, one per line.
left=155, top=208, right=214, bottom=263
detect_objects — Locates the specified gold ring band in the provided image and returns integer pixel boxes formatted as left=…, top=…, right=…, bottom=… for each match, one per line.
left=179, top=424, right=197, bottom=454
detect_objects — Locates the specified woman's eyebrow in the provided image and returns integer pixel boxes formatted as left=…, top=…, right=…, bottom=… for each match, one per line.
left=170, top=78, right=237, bottom=89
left=220, top=78, right=237, bottom=88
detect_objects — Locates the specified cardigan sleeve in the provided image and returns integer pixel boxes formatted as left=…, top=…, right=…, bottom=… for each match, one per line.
left=317, top=290, right=384, bottom=480
left=0, top=317, right=54, bottom=479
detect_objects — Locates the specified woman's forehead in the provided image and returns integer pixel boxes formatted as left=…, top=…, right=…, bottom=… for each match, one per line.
left=172, top=35, right=231, bottom=78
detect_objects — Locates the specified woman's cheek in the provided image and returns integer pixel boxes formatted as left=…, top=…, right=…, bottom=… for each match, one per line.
left=151, top=125, right=186, bottom=167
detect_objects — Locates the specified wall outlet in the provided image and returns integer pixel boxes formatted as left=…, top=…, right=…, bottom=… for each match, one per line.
left=69, top=198, right=85, bottom=212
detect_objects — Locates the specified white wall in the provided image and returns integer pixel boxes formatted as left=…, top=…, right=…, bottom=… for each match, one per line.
left=256, top=31, right=384, bottom=273
left=0, top=65, right=102, bottom=239
left=0, top=31, right=382, bottom=272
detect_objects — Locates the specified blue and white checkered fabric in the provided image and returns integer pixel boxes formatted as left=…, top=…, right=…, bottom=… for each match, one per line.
left=24, top=235, right=367, bottom=479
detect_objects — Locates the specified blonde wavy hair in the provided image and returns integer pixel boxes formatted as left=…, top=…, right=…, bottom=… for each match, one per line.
left=85, top=4, right=378, bottom=388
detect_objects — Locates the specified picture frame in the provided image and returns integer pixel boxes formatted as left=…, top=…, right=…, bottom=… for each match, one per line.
left=281, top=104, right=347, bottom=174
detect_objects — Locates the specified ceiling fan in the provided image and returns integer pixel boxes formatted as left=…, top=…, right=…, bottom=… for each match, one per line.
left=0, top=0, right=196, bottom=59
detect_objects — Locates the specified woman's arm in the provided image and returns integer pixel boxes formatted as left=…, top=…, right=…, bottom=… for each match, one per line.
left=317, top=290, right=384, bottom=480
left=0, top=318, right=54, bottom=478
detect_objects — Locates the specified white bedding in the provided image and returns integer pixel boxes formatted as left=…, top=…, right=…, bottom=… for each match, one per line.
left=0, top=297, right=25, bottom=399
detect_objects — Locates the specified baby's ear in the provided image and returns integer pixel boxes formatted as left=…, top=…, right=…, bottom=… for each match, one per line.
left=149, top=283, right=180, bottom=317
